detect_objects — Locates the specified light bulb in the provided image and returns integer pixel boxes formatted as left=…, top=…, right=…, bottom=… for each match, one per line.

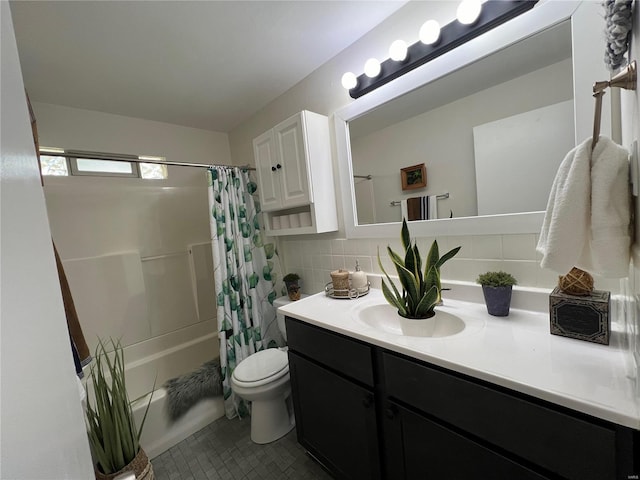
left=364, top=58, right=381, bottom=78
left=457, top=0, right=482, bottom=25
left=341, top=72, right=358, bottom=90
left=419, top=20, right=441, bottom=45
left=389, top=40, right=408, bottom=62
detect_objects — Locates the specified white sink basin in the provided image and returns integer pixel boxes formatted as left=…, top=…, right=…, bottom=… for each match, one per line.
left=355, top=303, right=465, bottom=338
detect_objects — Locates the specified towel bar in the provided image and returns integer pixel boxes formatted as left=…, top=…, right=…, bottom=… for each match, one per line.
left=592, top=60, right=636, bottom=150
left=390, top=193, right=449, bottom=207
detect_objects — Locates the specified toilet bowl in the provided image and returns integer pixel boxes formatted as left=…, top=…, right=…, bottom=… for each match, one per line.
left=230, top=295, right=305, bottom=444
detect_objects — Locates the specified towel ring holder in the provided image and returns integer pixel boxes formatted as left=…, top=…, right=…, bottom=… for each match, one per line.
left=592, top=60, right=637, bottom=150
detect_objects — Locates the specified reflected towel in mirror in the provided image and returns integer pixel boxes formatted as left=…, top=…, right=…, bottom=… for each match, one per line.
left=402, top=196, right=439, bottom=221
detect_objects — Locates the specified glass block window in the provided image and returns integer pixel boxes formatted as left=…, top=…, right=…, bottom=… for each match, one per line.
left=40, top=155, right=69, bottom=176
left=140, top=163, right=168, bottom=179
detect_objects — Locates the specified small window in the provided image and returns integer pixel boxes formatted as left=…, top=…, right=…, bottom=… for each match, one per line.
left=39, top=155, right=69, bottom=176
left=70, top=158, right=139, bottom=177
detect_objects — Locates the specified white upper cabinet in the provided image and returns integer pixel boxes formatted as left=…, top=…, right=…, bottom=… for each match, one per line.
left=255, top=112, right=312, bottom=210
left=253, top=110, right=337, bottom=235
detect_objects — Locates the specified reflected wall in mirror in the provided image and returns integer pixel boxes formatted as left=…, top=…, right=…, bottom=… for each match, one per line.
left=350, top=20, right=573, bottom=225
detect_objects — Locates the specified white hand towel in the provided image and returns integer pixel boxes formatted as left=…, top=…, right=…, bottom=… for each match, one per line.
left=428, top=195, right=438, bottom=220
left=588, top=137, right=631, bottom=277
left=537, top=136, right=630, bottom=278
left=400, top=199, right=408, bottom=222
left=537, top=138, right=591, bottom=273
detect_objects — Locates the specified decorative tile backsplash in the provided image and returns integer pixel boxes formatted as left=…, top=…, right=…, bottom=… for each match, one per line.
left=280, top=233, right=621, bottom=297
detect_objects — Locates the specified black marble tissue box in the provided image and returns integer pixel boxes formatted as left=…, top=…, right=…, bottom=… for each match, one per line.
left=549, top=287, right=610, bottom=345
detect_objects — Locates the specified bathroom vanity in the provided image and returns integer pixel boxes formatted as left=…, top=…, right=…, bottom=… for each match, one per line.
left=281, top=290, right=639, bottom=480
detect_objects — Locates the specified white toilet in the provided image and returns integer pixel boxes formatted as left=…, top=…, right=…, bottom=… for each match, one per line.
left=230, top=295, right=302, bottom=444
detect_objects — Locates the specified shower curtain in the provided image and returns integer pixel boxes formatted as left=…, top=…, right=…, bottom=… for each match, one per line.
left=207, top=166, right=284, bottom=419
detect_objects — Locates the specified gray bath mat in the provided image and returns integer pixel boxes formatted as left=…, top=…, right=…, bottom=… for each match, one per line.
left=164, top=358, right=223, bottom=421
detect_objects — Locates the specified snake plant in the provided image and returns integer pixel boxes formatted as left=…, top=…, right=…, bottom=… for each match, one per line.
left=378, top=219, right=461, bottom=319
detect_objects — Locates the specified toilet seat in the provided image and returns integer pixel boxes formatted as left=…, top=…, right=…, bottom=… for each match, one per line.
left=232, top=349, right=289, bottom=387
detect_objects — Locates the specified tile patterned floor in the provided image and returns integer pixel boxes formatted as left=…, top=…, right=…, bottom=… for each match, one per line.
left=152, top=416, right=333, bottom=480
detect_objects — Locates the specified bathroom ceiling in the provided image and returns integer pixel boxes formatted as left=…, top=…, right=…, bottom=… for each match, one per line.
left=9, top=1, right=407, bottom=133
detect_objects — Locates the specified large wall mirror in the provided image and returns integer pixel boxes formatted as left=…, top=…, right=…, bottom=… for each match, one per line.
left=334, top=0, right=608, bottom=238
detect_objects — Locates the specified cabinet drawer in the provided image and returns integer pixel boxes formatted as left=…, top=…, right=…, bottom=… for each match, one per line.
left=286, top=317, right=374, bottom=387
left=383, top=352, right=617, bottom=480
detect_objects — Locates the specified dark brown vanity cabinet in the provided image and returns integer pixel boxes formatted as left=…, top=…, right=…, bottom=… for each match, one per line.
left=382, top=402, right=549, bottom=480
left=286, top=317, right=380, bottom=480
left=285, top=317, right=638, bottom=480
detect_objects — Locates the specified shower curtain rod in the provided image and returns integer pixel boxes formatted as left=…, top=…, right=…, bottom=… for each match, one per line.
left=130, top=157, right=256, bottom=171
left=39, top=148, right=256, bottom=171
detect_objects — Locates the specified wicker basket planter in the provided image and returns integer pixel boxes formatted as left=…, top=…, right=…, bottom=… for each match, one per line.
left=95, top=447, right=154, bottom=480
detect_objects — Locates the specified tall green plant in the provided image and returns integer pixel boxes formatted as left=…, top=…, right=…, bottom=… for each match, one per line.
left=86, top=339, right=152, bottom=474
left=378, top=219, right=461, bottom=319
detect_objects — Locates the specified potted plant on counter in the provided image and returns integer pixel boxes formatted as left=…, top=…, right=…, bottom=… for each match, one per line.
left=476, top=271, right=517, bottom=317
left=377, top=219, right=461, bottom=320
left=283, top=273, right=301, bottom=301
left=86, top=339, right=154, bottom=480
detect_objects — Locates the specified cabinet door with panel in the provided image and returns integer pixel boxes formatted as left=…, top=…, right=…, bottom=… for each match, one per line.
left=288, top=352, right=380, bottom=480
left=382, top=352, right=625, bottom=480
left=382, top=401, right=550, bottom=480
left=253, top=130, right=281, bottom=211
left=273, top=113, right=311, bottom=208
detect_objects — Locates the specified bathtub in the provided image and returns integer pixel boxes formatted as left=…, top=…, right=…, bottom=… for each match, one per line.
left=84, top=321, right=225, bottom=459
left=133, top=386, right=224, bottom=459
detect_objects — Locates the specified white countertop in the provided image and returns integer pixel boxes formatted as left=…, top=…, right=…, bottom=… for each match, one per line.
left=279, top=288, right=640, bottom=429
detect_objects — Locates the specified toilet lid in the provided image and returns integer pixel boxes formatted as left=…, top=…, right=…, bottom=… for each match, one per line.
left=233, top=349, right=288, bottom=383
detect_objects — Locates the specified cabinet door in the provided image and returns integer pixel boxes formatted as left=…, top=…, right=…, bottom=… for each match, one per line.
left=273, top=114, right=311, bottom=208
left=288, top=352, right=380, bottom=480
left=383, top=353, right=617, bottom=480
left=253, top=130, right=281, bottom=211
left=384, top=402, right=550, bottom=480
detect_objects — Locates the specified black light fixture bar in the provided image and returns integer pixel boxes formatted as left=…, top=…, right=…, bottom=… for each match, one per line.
left=349, top=0, right=538, bottom=99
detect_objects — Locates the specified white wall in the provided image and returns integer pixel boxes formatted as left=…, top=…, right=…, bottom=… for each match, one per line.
left=33, top=102, right=231, bottom=166
left=0, top=4, right=94, bottom=477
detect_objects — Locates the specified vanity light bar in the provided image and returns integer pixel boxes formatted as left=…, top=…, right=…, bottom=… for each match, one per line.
left=346, top=0, right=538, bottom=99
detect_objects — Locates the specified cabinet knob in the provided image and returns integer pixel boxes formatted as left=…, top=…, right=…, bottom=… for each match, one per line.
left=271, top=166, right=277, bottom=172
left=276, top=163, right=282, bottom=169
left=362, top=395, right=373, bottom=408
left=385, top=406, right=397, bottom=419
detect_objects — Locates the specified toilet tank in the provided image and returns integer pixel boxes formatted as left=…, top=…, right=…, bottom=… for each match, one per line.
left=274, top=295, right=307, bottom=341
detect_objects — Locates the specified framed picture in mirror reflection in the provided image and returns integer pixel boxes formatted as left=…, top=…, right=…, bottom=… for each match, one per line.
left=401, top=163, right=427, bottom=191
